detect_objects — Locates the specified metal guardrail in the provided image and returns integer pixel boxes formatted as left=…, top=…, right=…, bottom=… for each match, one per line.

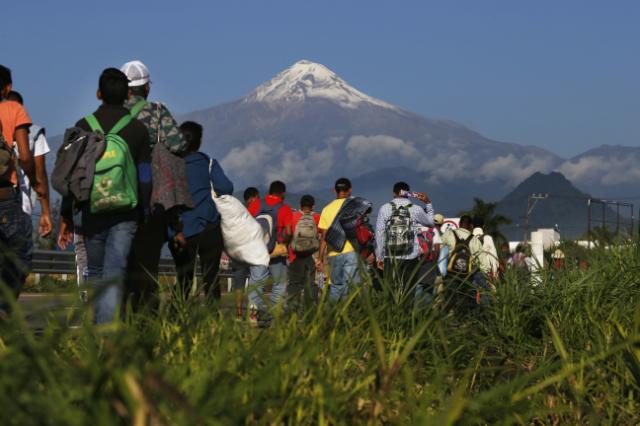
left=32, top=250, right=233, bottom=278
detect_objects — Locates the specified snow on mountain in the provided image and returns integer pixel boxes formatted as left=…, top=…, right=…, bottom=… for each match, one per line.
left=242, top=60, right=398, bottom=110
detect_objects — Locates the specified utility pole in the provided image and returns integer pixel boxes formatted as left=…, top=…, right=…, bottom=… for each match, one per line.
left=523, top=193, right=548, bottom=243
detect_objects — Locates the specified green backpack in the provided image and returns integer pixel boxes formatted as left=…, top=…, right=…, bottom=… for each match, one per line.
left=85, top=114, right=138, bottom=213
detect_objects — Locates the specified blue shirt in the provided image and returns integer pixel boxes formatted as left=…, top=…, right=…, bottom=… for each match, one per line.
left=180, top=152, right=233, bottom=238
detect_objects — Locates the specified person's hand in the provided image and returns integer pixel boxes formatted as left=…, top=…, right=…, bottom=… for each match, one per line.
left=39, top=213, right=53, bottom=238
left=415, top=192, right=431, bottom=204
left=173, top=232, right=187, bottom=251
left=57, top=221, right=74, bottom=250
left=377, top=260, right=384, bottom=271
left=315, top=258, right=324, bottom=271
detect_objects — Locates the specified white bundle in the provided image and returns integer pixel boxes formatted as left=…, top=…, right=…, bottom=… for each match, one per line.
left=212, top=193, right=270, bottom=266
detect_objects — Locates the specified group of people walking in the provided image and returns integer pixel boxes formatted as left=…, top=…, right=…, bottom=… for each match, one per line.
left=0, top=61, right=502, bottom=324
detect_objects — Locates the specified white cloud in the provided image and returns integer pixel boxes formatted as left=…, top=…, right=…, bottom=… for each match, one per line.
left=478, top=154, right=557, bottom=184
left=558, top=155, right=640, bottom=186
left=346, top=135, right=420, bottom=166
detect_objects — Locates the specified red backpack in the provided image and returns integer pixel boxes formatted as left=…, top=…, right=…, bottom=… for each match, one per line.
left=417, top=227, right=439, bottom=262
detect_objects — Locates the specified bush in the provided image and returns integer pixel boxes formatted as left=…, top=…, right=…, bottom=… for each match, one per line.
left=1, top=244, right=640, bottom=424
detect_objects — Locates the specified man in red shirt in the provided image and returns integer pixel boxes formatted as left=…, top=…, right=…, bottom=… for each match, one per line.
left=288, top=195, right=320, bottom=310
left=247, top=181, right=293, bottom=323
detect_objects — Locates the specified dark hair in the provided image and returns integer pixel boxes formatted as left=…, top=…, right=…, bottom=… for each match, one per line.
left=243, top=187, right=259, bottom=202
left=99, top=68, right=129, bottom=105
left=472, top=216, right=484, bottom=228
left=269, top=180, right=286, bottom=195
left=179, top=121, right=203, bottom=153
left=6, top=90, right=23, bottom=105
left=0, top=65, right=12, bottom=92
left=459, top=215, right=473, bottom=228
left=300, top=194, right=315, bottom=209
left=393, top=181, right=410, bottom=194
left=334, top=177, right=352, bottom=193
left=130, top=84, right=149, bottom=98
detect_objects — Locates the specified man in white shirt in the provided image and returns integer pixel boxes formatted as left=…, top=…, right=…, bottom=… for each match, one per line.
left=6, top=91, right=52, bottom=237
left=375, top=182, right=434, bottom=300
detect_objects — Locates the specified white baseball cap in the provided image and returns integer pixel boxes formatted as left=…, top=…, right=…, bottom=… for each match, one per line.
left=120, top=60, right=150, bottom=87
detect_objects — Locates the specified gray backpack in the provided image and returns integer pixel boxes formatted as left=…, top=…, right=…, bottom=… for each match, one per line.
left=384, top=202, right=415, bottom=257
left=291, top=212, right=320, bottom=255
left=0, top=123, right=15, bottom=182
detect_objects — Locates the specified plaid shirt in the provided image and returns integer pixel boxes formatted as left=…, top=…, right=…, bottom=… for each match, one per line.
left=375, top=198, right=434, bottom=261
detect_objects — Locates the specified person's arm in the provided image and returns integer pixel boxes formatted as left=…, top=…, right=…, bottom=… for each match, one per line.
left=135, top=127, right=152, bottom=216
left=374, top=205, right=388, bottom=267
left=14, top=126, right=39, bottom=193
left=316, top=229, right=328, bottom=271
left=209, top=160, right=234, bottom=196
left=158, top=104, right=189, bottom=154
left=35, top=154, right=52, bottom=237
left=279, top=205, right=293, bottom=244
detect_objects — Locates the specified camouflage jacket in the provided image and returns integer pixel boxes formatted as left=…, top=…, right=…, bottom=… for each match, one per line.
left=125, top=95, right=188, bottom=155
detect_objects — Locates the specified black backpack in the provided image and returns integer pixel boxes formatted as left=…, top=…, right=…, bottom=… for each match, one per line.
left=447, top=231, right=475, bottom=275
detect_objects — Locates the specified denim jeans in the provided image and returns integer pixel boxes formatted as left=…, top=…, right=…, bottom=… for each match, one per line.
left=0, top=196, right=33, bottom=310
left=247, top=259, right=288, bottom=312
left=327, top=251, right=359, bottom=302
left=83, top=217, right=137, bottom=324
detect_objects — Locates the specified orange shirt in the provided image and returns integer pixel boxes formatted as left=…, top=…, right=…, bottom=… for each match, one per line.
left=0, top=100, right=32, bottom=184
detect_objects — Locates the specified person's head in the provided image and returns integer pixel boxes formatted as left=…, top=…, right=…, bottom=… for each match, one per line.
left=243, top=187, right=259, bottom=203
left=472, top=216, right=485, bottom=229
left=121, top=60, right=150, bottom=99
left=179, top=121, right=203, bottom=153
left=5, top=90, right=23, bottom=105
left=97, top=68, right=130, bottom=106
left=334, top=177, right=352, bottom=199
left=459, top=215, right=473, bottom=231
left=300, top=194, right=315, bottom=212
left=500, top=242, right=510, bottom=254
left=434, top=213, right=444, bottom=229
left=393, top=181, right=410, bottom=197
left=268, top=180, right=286, bottom=197
left=0, top=65, right=12, bottom=99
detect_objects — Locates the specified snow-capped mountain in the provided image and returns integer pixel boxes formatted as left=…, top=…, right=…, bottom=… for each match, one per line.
left=183, top=60, right=566, bottom=208
left=243, top=60, right=398, bottom=111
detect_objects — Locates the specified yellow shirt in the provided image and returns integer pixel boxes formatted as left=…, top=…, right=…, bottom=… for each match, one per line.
left=319, top=198, right=354, bottom=257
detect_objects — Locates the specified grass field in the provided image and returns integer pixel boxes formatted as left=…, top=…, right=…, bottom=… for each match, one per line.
left=2, top=242, right=640, bottom=425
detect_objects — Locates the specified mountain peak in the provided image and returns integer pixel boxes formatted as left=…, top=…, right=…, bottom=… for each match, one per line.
left=243, top=60, right=398, bottom=110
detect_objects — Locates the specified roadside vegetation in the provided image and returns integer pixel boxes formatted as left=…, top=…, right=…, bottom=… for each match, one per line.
left=2, top=243, right=640, bottom=424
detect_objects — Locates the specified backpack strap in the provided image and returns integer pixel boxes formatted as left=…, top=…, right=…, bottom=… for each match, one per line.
left=108, top=114, right=133, bottom=135
left=129, top=100, right=147, bottom=118
left=84, top=115, right=104, bottom=134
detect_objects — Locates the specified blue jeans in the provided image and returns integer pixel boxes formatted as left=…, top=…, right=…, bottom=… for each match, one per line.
left=0, top=196, right=33, bottom=310
left=83, top=218, right=137, bottom=324
left=247, top=260, right=288, bottom=312
left=328, top=251, right=360, bottom=302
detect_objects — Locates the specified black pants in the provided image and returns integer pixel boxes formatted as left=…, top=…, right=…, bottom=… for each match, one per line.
left=383, top=258, right=421, bottom=306
left=125, top=211, right=167, bottom=311
left=288, top=255, right=317, bottom=310
left=169, top=222, right=224, bottom=301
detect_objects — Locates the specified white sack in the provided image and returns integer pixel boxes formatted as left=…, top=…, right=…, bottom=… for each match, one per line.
left=212, top=194, right=270, bottom=266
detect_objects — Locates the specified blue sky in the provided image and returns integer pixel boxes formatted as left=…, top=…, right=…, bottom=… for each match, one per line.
left=2, top=0, right=638, bottom=157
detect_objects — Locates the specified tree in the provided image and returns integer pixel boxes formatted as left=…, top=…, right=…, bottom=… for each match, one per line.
left=460, top=198, right=512, bottom=244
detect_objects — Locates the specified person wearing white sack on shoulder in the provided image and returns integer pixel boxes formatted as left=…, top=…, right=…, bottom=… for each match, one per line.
left=168, top=121, right=233, bottom=302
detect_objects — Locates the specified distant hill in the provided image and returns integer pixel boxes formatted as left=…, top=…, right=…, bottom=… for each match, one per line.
left=495, top=172, right=620, bottom=240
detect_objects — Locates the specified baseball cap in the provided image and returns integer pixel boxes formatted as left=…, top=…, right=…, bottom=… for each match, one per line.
left=120, top=60, right=150, bottom=87
left=434, top=213, right=444, bottom=225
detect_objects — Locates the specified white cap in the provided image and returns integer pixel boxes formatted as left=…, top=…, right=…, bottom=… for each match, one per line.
left=120, top=60, right=150, bottom=87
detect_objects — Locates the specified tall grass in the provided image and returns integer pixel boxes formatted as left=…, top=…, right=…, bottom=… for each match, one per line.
left=2, top=243, right=640, bottom=424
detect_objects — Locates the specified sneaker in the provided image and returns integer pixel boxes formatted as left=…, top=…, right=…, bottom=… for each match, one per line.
left=249, top=305, right=258, bottom=327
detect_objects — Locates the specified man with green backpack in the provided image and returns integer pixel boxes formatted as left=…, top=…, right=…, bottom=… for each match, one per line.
left=68, top=68, right=151, bottom=323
